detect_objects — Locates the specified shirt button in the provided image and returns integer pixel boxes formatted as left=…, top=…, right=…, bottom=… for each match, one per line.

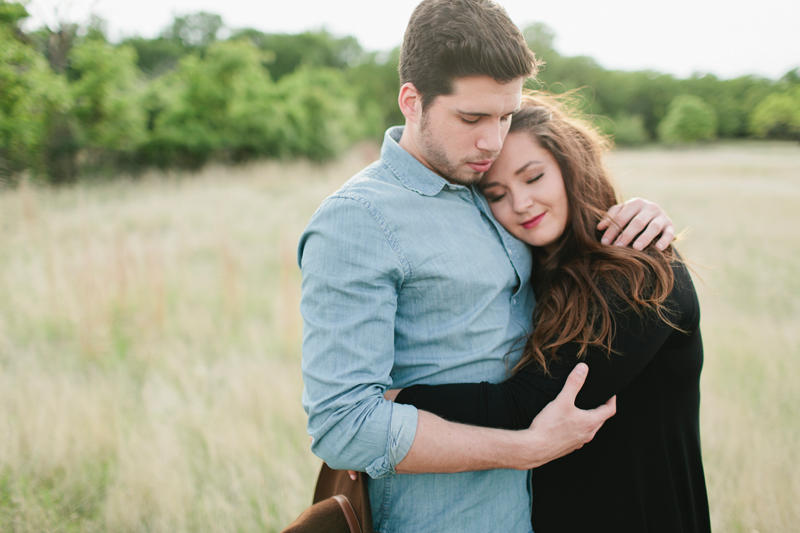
left=512, top=298, right=517, bottom=304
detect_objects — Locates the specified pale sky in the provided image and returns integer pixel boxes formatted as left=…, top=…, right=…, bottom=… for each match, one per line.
left=23, top=0, right=800, bottom=80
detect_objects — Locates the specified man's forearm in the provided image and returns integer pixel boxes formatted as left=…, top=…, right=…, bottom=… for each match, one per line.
left=395, top=411, right=540, bottom=473
left=395, top=364, right=616, bottom=473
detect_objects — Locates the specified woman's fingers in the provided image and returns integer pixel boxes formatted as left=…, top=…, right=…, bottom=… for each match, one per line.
left=598, top=198, right=675, bottom=250
left=654, top=224, right=676, bottom=252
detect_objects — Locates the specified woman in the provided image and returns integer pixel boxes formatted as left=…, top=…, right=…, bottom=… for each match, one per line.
left=391, top=93, right=711, bottom=532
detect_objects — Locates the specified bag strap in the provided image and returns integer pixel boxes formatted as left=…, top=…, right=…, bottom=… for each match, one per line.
left=313, top=463, right=373, bottom=532
left=332, top=494, right=362, bottom=533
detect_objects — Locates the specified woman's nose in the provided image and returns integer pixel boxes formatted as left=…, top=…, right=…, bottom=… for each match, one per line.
left=512, top=192, right=533, bottom=213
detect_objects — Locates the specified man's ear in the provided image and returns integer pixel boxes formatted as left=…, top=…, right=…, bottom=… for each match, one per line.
left=398, top=82, right=423, bottom=125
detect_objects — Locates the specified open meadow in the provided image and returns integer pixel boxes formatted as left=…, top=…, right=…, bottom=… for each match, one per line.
left=0, top=141, right=798, bottom=532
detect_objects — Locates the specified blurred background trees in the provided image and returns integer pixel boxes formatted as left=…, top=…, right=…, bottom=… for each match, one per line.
left=0, top=2, right=797, bottom=184
left=658, top=95, right=718, bottom=144
left=749, top=85, right=800, bottom=140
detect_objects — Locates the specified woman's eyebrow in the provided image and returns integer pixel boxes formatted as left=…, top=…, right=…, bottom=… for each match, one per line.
left=515, top=161, right=544, bottom=175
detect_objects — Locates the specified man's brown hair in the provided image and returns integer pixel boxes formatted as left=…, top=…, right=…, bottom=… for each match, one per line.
left=399, top=0, right=539, bottom=109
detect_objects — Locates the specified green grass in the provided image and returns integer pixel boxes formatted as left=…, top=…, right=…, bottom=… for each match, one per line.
left=1, top=140, right=798, bottom=531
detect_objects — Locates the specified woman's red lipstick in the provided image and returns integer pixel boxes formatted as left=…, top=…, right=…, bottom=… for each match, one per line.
left=522, top=213, right=545, bottom=229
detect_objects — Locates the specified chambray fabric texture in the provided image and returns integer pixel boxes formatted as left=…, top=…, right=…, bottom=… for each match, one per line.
left=297, top=127, right=536, bottom=533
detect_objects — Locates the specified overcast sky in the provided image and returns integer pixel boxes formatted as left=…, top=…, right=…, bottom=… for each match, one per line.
left=23, top=0, right=799, bottom=80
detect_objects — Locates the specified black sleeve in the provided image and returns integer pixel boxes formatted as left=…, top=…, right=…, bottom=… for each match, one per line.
left=395, top=261, right=699, bottom=430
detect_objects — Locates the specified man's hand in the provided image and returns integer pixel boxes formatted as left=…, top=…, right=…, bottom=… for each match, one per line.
left=391, top=364, right=614, bottom=475
left=513, top=363, right=616, bottom=469
left=597, top=198, right=674, bottom=251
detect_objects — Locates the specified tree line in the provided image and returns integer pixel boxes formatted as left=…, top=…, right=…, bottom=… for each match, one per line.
left=1, top=3, right=798, bottom=184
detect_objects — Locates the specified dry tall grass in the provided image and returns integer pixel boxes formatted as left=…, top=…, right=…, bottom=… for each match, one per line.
left=0, top=144, right=379, bottom=532
left=0, top=141, right=798, bottom=532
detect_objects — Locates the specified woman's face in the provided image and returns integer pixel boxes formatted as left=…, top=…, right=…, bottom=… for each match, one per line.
left=481, top=131, right=569, bottom=254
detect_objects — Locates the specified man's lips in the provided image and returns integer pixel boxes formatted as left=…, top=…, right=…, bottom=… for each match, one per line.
left=522, top=213, right=545, bottom=229
left=467, top=160, right=494, bottom=173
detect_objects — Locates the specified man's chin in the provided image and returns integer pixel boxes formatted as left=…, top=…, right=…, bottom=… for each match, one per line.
left=446, top=169, right=484, bottom=187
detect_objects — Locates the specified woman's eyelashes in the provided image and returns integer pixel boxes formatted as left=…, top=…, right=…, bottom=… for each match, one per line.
left=527, top=173, right=544, bottom=184
left=485, top=173, right=544, bottom=203
left=485, top=191, right=505, bottom=203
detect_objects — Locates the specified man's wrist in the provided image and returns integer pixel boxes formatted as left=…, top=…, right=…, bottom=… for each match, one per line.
left=494, top=428, right=543, bottom=471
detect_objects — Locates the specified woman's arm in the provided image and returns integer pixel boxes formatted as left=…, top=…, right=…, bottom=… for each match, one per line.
left=395, top=261, right=698, bottom=430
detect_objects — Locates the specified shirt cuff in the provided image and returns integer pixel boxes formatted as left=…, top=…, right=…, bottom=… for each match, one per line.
left=365, top=402, right=418, bottom=478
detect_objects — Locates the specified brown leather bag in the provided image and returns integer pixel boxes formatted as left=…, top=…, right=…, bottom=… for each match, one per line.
left=282, top=463, right=374, bottom=533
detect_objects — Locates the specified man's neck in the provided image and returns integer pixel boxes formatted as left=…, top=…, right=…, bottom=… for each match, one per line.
left=398, top=123, right=458, bottom=185
left=397, top=123, right=428, bottom=170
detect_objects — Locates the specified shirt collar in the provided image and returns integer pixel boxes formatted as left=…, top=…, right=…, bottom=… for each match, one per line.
left=380, top=126, right=451, bottom=197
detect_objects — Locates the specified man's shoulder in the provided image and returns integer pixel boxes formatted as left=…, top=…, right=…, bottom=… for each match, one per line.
left=298, top=160, right=413, bottom=277
left=335, top=160, right=407, bottom=199
left=316, top=159, right=425, bottom=218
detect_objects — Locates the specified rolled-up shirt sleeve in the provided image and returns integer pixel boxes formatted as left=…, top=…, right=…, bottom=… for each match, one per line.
left=297, top=194, right=418, bottom=478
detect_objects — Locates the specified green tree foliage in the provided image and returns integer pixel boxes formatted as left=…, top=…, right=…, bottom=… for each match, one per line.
left=520, top=23, right=781, bottom=143
left=780, top=67, right=800, bottom=85
left=0, top=3, right=70, bottom=180
left=275, top=66, right=367, bottom=160
left=658, top=95, right=718, bottom=144
left=524, top=22, right=557, bottom=63
left=3, top=9, right=796, bottom=183
left=232, top=28, right=364, bottom=81
left=161, top=12, right=223, bottom=48
left=345, top=48, right=403, bottom=139
left=122, top=37, right=188, bottom=77
left=141, top=39, right=371, bottom=166
left=0, top=0, right=27, bottom=28
left=680, top=73, right=774, bottom=138
left=750, top=87, right=800, bottom=140
left=600, top=114, right=650, bottom=146
left=39, top=23, right=79, bottom=74
left=142, top=39, right=279, bottom=167
left=523, top=28, right=682, bottom=142
left=69, top=41, right=146, bottom=154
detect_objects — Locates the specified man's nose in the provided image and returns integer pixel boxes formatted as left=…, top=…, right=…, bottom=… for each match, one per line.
left=476, top=121, right=504, bottom=154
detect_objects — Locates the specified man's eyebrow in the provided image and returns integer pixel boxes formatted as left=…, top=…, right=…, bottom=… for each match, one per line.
left=456, top=108, right=519, bottom=117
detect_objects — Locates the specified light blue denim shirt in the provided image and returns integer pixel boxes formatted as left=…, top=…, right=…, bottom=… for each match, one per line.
left=298, top=127, right=536, bottom=533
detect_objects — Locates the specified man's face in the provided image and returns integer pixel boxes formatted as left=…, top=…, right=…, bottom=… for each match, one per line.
left=416, top=76, right=524, bottom=186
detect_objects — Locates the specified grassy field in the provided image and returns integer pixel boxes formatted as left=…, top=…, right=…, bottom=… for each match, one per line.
left=0, top=140, right=798, bottom=532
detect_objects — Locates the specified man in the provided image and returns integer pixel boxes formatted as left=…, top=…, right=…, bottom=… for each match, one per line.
left=298, top=1, right=673, bottom=531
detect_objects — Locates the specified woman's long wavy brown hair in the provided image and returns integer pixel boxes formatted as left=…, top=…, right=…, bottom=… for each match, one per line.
left=508, top=92, right=679, bottom=375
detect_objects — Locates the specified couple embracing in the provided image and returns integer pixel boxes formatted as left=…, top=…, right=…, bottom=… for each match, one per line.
left=297, top=0, right=711, bottom=531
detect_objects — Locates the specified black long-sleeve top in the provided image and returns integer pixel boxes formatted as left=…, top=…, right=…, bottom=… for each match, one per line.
left=395, top=260, right=711, bottom=533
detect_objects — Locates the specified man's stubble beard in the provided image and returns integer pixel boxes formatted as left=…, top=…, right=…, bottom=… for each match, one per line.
left=419, top=113, right=486, bottom=187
